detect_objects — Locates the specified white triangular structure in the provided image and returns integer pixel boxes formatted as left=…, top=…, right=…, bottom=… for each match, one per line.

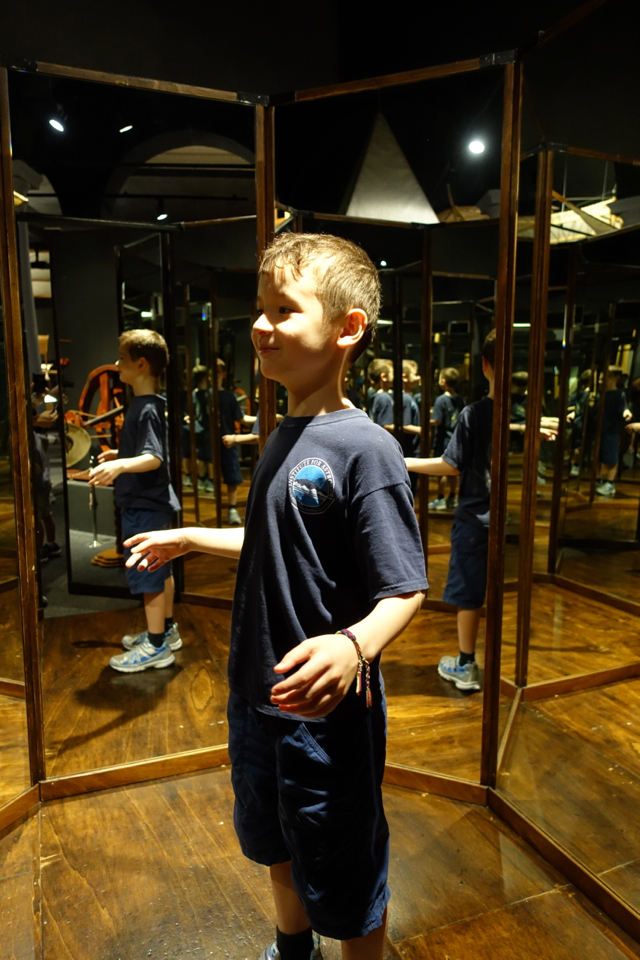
left=346, top=114, right=439, bottom=224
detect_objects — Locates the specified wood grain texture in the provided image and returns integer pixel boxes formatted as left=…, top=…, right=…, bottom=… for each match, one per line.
left=0, top=584, right=25, bottom=683
left=0, top=810, right=40, bottom=960
left=3, top=768, right=639, bottom=960
left=42, top=605, right=232, bottom=777
left=0, top=694, right=30, bottom=807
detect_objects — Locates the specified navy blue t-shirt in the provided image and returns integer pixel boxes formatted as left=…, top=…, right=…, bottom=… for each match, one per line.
left=442, top=396, right=493, bottom=528
left=369, top=390, right=421, bottom=456
left=228, top=408, right=428, bottom=721
left=115, top=395, right=180, bottom=513
left=432, top=392, right=465, bottom=452
left=219, top=390, right=244, bottom=437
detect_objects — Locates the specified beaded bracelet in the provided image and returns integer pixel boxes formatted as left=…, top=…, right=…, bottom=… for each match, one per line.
left=336, top=628, right=372, bottom=708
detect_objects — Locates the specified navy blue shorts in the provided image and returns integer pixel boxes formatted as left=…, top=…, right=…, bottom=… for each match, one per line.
left=221, top=445, right=242, bottom=486
left=600, top=431, right=619, bottom=467
left=227, top=691, right=390, bottom=941
left=443, top=517, right=488, bottom=609
left=121, top=508, right=173, bottom=595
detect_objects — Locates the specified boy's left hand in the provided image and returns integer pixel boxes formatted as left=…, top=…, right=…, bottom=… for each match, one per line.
left=88, top=461, right=122, bottom=486
left=271, top=634, right=359, bottom=718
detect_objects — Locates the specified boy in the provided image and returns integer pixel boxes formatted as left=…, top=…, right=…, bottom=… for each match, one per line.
left=596, top=365, right=632, bottom=497
left=125, top=233, right=427, bottom=960
left=216, top=358, right=255, bottom=524
left=429, top=367, right=464, bottom=510
left=89, top=329, right=181, bottom=673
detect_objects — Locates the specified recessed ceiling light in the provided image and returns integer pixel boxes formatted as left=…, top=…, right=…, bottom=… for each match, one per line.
left=140, top=311, right=153, bottom=318
left=468, top=140, right=485, bottom=154
left=119, top=125, right=133, bottom=133
left=380, top=260, right=388, bottom=267
left=49, top=119, right=64, bottom=133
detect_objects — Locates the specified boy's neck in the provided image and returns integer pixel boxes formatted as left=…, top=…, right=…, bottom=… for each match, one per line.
left=285, top=365, right=355, bottom=418
left=132, top=374, right=158, bottom=397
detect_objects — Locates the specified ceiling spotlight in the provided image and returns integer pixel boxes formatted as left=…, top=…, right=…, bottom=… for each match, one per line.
left=156, top=198, right=168, bottom=221
left=49, top=118, right=65, bottom=133
left=380, top=260, right=387, bottom=267
left=140, top=311, right=153, bottom=318
left=468, top=140, right=485, bottom=155
left=119, top=124, right=133, bottom=133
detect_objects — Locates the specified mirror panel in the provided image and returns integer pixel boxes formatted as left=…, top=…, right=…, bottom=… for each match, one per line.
left=9, top=67, right=256, bottom=776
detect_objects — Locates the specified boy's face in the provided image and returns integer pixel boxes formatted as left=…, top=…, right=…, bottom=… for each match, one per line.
left=253, top=265, right=338, bottom=389
left=117, top=345, right=142, bottom=385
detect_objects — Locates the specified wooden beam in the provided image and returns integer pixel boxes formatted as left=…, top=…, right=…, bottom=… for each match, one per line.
left=255, top=105, right=277, bottom=451
left=481, top=62, right=522, bottom=788
left=515, top=150, right=553, bottom=688
left=497, top=687, right=522, bottom=773
left=533, top=0, right=611, bottom=50
left=0, top=69, right=46, bottom=784
left=548, top=574, right=640, bottom=618
left=383, top=763, right=487, bottom=805
left=418, top=231, right=433, bottom=570
left=40, top=745, right=231, bottom=801
left=0, top=785, right=39, bottom=836
left=0, top=677, right=26, bottom=699
left=522, top=661, right=640, bottom=702
left=24, top=61, right=238, bottom=102
left=295, top=58, right=480, bottom=103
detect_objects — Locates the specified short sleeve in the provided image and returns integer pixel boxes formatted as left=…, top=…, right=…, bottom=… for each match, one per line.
left=136, top=404, right=165, bottom=461
left=442, top=406, right=472, bottom=472
left=370, top=392, right=393, bottom=427
left=432, top=395, right=445, bottom=423
left=233, top=397, right=243, bottom=421
left=351, top=481, right=427, bottom=601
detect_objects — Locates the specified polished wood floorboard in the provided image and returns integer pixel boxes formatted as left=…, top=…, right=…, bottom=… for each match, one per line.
left=42, top=604, right=233, bottom=777
left=1, top=768, right=638, bottom=960
left=500, top=678, right=640, bottom=913
left=0, top=584, right=25, bottom=683
left=0, top=694, right=30, bottom=807
left=500, top=582, right=640, bottom=684
left=560, top=547, right=640, bottom=606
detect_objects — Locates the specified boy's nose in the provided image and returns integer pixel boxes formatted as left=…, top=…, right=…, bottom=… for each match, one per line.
left=253, top=312, right=273, bottom=335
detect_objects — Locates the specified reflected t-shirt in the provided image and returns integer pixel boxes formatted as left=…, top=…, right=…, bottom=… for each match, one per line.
left=442, top=396, right=493, bottom=528
left=369, top=390, right=420, bottom=456
left=432, top=392, right=465, bottom=452
left=228, top=408, right=428, bottom=721
left=115, top=395, right=179, bottom=514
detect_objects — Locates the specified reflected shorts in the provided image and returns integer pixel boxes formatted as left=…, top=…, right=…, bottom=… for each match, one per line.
left=227, top=691, right=390, bottom=941
left=121, top=507, right=173, bottom=595
left=220, top=445, right=242, bottom=486
left=443, top=517, right=488, bottom=609
left=599, top=431, right=619, bottom=467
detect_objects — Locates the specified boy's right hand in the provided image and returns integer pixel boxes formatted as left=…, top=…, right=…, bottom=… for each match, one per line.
left=124, top=529, right=190, bottom=572
left=97, top=449, right=119, bottom=463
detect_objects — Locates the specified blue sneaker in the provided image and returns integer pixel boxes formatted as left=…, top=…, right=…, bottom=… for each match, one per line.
left=122, top=623, right=182, bottom=651
left=110, top=640, right=175, bottom=673
left=438, top=654, right=481, bottom=691
left=428, top=497, right=448, bottom=511
left=258, top=934, right=321, bottom=960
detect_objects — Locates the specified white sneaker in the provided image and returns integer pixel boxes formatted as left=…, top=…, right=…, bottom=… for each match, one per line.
left=122, top=622, right=183, bottom=651
left=110, top=640, right=175, bottom=673
left=258, top=934, right=321, bottom=960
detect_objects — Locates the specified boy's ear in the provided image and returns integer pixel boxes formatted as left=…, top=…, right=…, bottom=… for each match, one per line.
left=336, top=308, right=367, bottom=351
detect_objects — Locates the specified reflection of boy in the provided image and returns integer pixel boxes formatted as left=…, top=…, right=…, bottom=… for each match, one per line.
left=89, top=330, right=181, bottom=673
left=430, top=367, right=464, bottom=510
left=567, top=370, right=591, bottom=476
left=124, top=232, right=427, bottom=960
left=368, top=358, right=421, bottom=494
left=406, top=331, right=497, bottom=692
left=596, top=366, right=632, bottom=497
left=216, top=358, right=255, bottom=525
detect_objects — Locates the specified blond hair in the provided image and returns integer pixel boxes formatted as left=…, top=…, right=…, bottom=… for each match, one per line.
left=367, top=358, right=393, bottom=385
left=259, top=232, right=381, bottom=361
left=119, top=329, right=169, bottom=378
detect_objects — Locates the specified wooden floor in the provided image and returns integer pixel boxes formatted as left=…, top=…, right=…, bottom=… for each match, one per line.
left=1, top=767, right=639, bottom=960
left=0, top=694, right=29, bottom=807
left=0, top=582, right=25, bottom=683
left=560, top=547, right=640, bottom=606
left=500, top=677, right=640, bottom=915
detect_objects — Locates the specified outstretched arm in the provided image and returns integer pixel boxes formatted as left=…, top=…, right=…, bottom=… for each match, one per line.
left=405, top=456, right=459, bottom=476
left=124, top=525, right=244, bottom=571
left=270, top=590, right=424, bottom=718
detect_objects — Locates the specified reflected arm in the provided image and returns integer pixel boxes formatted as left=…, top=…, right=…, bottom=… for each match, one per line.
left=405, top=456, right=459, bottom=476
left=125, top=525, right=244, bottom=572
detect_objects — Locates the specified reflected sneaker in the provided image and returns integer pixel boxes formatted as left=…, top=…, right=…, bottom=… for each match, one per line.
left=258, top=934, right=322, bottom=960
left=183, top=475, right=193, bottom=487
left=228, top=507, right=242, bottom=525
left=122, top=622, right=183, bottom=651
left=596, top=481, right=616, bottom=497
left=438, top=654, right=482, bottom=691
left=110, top=640, right=175, bottom=673
left=570, top=464, right=580, bottom=477
left=428, top=497, right=447, bottom=511
left=445, top=494, right=457, bottom=509
left=204, top=479, right=214, bottom=494
left=41, top=541, right=62, bottom=560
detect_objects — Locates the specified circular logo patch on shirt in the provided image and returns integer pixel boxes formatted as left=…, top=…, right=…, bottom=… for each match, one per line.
left=288, top=458, right=335, bottom=514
